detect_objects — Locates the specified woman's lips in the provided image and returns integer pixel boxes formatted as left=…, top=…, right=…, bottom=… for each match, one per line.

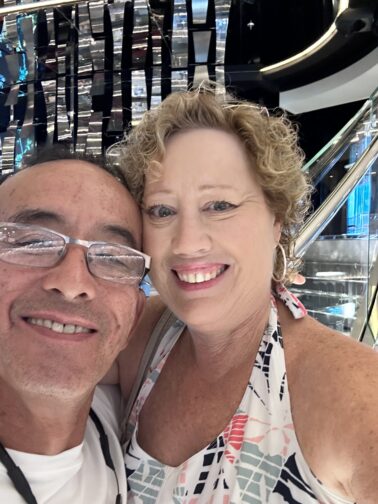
left=173, top=265, right=227, bottom=284
left=171, top=264, right=229, bottom=289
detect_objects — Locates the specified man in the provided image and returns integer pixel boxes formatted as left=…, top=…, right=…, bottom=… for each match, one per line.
left=0, top=149, right=148, bottom=503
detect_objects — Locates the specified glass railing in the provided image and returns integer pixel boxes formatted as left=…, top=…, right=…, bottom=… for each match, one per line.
left=294, top=129, right=378, bottom=342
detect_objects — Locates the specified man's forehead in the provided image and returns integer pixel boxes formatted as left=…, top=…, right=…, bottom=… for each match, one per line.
left=1, top=159, right=128, bottom=204
left=0, top=160, right=142, bottom=245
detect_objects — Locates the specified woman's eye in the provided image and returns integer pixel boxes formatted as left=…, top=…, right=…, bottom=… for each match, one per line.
left=145, top=205, right=175, bottom=219
left=205, top=200, right=236, bottom=212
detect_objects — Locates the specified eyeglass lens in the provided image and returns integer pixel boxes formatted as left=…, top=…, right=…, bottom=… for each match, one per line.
left=0, top=225, right=146, bottom=284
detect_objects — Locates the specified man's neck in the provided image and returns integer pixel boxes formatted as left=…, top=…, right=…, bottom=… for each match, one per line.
left=0, top=385, right=94, bottom=455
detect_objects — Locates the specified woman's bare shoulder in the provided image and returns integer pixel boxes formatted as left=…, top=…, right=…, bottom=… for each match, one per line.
left=118, top=295, right=167, bottom=399
left=278, top=301, right=378, bottom=501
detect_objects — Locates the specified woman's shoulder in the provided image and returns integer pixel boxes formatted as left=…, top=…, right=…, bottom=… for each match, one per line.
left=118, top=295, right=168, bottom=399
left=281, top=302, right=378, bottom=381
left=278, top=301, right=378, bottom=502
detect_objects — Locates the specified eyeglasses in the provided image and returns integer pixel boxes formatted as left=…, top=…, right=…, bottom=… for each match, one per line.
left=0, top=222, right=151, bottom=286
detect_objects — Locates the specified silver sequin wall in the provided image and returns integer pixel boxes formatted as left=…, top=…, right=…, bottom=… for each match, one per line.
left=0, top=0, right=232, bottom=174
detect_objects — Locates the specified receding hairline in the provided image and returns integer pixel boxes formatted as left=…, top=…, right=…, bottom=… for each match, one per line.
left=1, top=157, right=124, bottom=190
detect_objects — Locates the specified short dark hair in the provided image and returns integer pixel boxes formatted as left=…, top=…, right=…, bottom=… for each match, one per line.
left=0, top=145, right=131, bottom=191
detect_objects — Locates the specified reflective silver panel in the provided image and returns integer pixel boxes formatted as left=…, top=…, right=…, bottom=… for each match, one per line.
left=2, top=0, right=19, bottom=50
left=150, top=66, right=161, bottom=109
left=150, top=6, right=164, bottom=66
left=132, top=0, right=149, bottom=67
left=19, top=15, right=35, bottom=80
left=77, top=4, right=93, bottom=75
left=56, top=10, right=72, bottom=76
left=44, top=10, right=57, bottom=73
left=86, top=111, right=103, bottom=155
left=1, top=54, right=21, bottom=87
left=41, top=79, right=56, bottom=145
left=192, top=30, right=211, bottom=63
left=91, top=71, right=105, bottom=96
left=16, top=83, right=35, bottom=166
left=215, top=65, right=226, bottom=89
left=90, top=39, right=106, bottom=72
left=108, top=0, right=125, bottom=70
left=193, top=64, right=209, bottom=86
left=171, top=0, right=188, bottom=68
left=1, top=120, right=17, bottom=173
left=131, top=69, right=147, bottom=126
left=76, top=79, right=92, bottom=153
left=56, top=76, right=72, bottom=141
left=171, top=69, right=188, bottom=92
left=192, top=0, right=208, bottom=24
left=88, top=0, right=105, bottom=35
left=5, top=83, right=20, bottom=106
left=107, top=73, right=123, bottom=132
left=215, top=0, right=231, bottom=64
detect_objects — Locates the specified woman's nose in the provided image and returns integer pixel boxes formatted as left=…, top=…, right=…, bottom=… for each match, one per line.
left=171, top=215, right=212, bottom=256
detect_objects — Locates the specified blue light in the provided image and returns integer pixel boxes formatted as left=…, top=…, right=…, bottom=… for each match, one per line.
left=346, top=132, right=372, bottom=236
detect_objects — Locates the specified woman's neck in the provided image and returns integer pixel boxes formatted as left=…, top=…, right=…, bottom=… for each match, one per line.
left=182, top=298, right=271, bottom=382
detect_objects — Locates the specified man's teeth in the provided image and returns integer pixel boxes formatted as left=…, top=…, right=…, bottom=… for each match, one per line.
left=27, top=318, right=92, bottom=334
left=176, top=266, right=225, bottom=284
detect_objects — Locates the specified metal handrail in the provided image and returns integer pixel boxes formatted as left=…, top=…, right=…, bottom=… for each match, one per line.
left=295, top=134, right=378, bottom=257
left=261, top=0, right=349, bottom=74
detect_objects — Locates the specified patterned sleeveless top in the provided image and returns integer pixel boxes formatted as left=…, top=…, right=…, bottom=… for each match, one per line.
left=125, top=286, right=355, bottom=504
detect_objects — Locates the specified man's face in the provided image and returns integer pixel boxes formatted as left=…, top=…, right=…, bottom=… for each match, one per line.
left=0, top=160, right=144, bottom=400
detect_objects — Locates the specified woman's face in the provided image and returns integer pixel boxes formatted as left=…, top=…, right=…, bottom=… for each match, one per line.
left=142, top=128, right=281, bottom=332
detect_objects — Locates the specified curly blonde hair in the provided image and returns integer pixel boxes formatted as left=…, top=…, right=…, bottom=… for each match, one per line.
left=117, top=84, right=312, bottom=284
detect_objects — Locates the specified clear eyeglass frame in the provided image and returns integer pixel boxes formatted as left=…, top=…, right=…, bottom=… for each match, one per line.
left=0, top=222, right=151, bottom=286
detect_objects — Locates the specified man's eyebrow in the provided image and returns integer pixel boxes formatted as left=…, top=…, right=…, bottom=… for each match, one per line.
left=7, top=209, right=64, bottom=225
left=6, top=209, right=138, bottom=249
left=103, top=225, right=138, bottom=249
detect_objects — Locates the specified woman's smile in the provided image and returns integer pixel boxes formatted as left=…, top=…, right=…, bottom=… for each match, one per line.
left=172, top=263, right=229, bottom=289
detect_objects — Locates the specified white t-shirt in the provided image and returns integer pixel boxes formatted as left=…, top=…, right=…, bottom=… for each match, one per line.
left=0, top=385, right=127, bottom=504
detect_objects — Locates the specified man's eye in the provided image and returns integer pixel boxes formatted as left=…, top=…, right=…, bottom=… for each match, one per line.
left=145, top=205, right=175, bottom=219
left=205, top=201, right=236, bottom=212
left=10, top=237, right=50, bottom=247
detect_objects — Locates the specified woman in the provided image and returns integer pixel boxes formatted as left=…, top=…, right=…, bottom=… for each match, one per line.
left=116, top=86, right=378, bottom=503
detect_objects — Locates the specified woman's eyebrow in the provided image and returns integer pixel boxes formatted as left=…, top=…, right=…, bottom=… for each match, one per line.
left=144, top=185, right=236, bottom=197
left=198, top=184, right=236, bottom=191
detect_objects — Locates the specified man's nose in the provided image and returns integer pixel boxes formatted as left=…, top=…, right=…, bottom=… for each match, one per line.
left=171, top=215, right=212, bottom=256
left=42, top=245, right=97, bottom=301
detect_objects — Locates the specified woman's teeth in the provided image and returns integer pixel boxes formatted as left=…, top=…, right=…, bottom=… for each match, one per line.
left=27, top=318, right=92, bottom=334
left=176, top=266, right=226, bottom=284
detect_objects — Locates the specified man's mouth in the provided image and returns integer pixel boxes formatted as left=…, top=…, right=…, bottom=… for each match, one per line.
left=174, top=265, right=227, bottom=284
left=24, top=317, right=94, bottom=335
